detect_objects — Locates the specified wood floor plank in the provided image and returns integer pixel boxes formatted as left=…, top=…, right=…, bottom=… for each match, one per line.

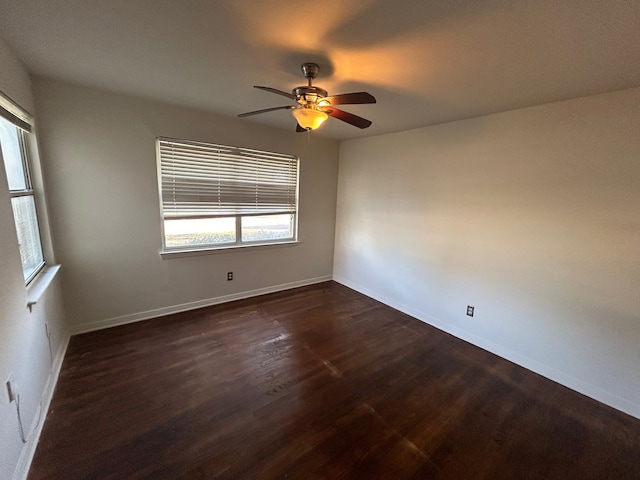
left=28, top=281, right=640, bottom=479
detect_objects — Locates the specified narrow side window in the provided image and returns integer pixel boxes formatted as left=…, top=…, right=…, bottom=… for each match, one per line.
left=0, top=95, right=45, bottom=282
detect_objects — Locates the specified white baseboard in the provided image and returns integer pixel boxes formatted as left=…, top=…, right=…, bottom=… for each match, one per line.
left=70, top=276, right=333, bottom=335
left=13, top=330, right=71, bottom=480
left=333, top=275, right=640, bottom=420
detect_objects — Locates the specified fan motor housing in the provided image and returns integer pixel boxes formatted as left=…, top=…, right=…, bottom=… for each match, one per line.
left=293, top=86, right=328, bottom=104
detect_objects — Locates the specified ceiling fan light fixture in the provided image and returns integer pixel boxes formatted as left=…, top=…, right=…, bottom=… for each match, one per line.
left=238, top=62, right=375, bottom=131
left=292, top=107, right=328, bottom=130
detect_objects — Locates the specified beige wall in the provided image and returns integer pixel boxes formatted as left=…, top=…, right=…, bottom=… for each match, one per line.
left=0, top=37, right=68, bottom=480
left=0, top=37, right=33, bottom=113
left=32, top=78, right=340, bottom=332
left=334, top=87, right=640, bottom=418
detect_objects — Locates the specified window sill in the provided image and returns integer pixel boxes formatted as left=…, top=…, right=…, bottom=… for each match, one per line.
left=159, top=240, right=300, bottom=259
left=26, top=264, right=61, bottom=312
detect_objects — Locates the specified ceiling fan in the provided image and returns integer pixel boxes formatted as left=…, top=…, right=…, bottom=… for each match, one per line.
left=238, top=62, right=376, bottom=132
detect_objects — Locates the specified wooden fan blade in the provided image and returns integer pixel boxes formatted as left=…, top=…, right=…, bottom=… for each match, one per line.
left=296, top=123, right=307, bottom=133
left=322, top=92, right=376, bottom=106
left=254, top=86, right=296, bottom=99
left=325, top=108, right=372, bottom=129
left=238, top=105, right=294, bottom=117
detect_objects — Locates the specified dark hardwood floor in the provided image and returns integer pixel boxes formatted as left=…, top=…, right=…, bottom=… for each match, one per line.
left=29, top=281, right=640, bottom=479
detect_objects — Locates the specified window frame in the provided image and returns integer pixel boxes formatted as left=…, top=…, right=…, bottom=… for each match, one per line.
left=156, top=137, right=300, bottom=255
left=0, top=93, right=46, bottom=283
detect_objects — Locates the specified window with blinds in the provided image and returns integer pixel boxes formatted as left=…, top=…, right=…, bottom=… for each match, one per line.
left=157, top=137, right=299, bottom=251
left=0, top=93, right=45, bottom=283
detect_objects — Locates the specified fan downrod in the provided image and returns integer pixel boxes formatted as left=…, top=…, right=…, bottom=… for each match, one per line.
left=295, top=63, right=326, bottom=99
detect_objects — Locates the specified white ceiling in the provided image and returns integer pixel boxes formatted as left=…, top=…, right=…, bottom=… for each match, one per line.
left=0, top=0, right=639, bottom=140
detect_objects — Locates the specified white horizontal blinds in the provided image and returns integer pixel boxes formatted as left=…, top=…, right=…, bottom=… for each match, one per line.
left=0, top=91, right=33, bottom=133
left=159, top=138, right=298, bottom=219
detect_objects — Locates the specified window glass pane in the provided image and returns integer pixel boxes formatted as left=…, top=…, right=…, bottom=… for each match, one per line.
left=0, top=116, right=27, bottom=191
left=241, top=214, right=294, bottom=242
left=164, top=217, right=236, bottom=248
left=11, top=196, right=44, bottom=281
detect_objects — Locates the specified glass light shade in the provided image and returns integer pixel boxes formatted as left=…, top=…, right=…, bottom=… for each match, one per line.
left=292, top=107, right=328, bottom=130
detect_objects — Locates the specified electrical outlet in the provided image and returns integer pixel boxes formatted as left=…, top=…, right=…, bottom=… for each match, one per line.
left=6, top=374, right=17, bottom=403
left=227, top=271, right=233, bottom=281
left=466, top=305, right=475, bottom=317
